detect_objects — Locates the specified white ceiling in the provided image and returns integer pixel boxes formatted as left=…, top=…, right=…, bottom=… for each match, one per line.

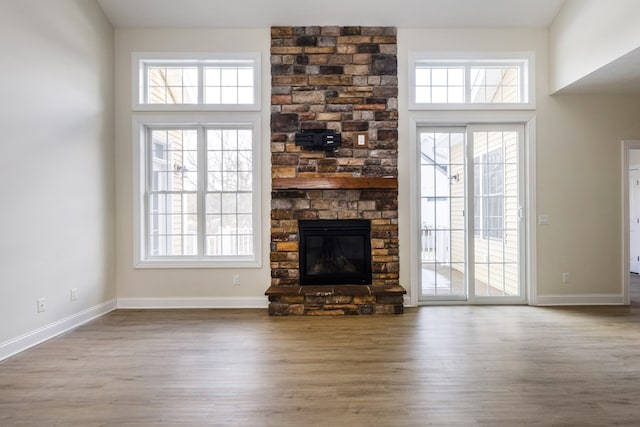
left=96, top=0, right=565, bottom=28
left=96, top=0, right=640, bottom=95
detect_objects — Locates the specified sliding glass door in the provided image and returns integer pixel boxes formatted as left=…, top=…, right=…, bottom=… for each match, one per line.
left=418, top=125, right=525, bottom=303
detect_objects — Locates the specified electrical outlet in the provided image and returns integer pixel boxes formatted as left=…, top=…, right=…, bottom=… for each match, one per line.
left=37, top=298, right=46, bottom=313
left=232, top=274, right=240, bottom=286
left=562, top=272, right=570, bottom=284
left=70, top=288, right=78, bottom=301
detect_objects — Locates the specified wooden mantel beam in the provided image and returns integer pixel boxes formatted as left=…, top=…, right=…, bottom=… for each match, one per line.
left=272, top=177, right=398, bottom=190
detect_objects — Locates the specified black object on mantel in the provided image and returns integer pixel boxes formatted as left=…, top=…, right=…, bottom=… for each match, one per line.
left=294, top=129, right=341, bottom=150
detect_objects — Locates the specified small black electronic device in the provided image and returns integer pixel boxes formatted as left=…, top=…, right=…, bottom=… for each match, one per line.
left=294, top=129, right=341, bottom=150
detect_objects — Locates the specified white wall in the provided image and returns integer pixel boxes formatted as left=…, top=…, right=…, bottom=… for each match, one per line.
left=399, top=28, right=640, bottom=303
left=549, top=0, right=640, bottom=93
left=114, top=29, right=271, bottom=305
left=535, top=94, right=640, bottom=300
left=0, top=0, right=115, bottom=348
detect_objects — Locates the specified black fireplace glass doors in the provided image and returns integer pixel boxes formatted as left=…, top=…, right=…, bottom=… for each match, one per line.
left=298, top=219, right=372, bottom=286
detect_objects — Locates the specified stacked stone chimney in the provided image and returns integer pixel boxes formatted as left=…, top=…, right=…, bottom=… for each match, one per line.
left=266, top=26, right=405, bottom=315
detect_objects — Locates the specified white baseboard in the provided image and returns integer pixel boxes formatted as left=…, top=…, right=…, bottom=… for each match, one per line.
left=117, top=296, right=269, bottom=309
left=535, top=294, right=625, bottom=306
left=0, top=299, right=117, bottom=362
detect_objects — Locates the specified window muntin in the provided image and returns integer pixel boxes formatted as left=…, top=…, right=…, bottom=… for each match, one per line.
left=409, top=53, right=533, bottom=110
left=415, top=67, right=464, bottom=103
left=134, top=53, right=261, bottom=111
left=203, top=67, right=254, bottom=105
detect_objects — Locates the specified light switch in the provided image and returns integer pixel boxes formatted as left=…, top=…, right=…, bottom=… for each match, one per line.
left=356, top=133, right=368, bottom=146
left=538, top=215, right=550, bottom=225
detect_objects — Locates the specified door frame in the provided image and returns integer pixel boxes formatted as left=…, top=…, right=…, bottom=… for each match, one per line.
left=409, top=111, right=537, bottom=306
left=621, top=140, right=640, bottom=306
left=629, top=166, right=640, bottom=274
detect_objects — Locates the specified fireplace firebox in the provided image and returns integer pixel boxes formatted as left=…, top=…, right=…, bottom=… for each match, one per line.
left=298, top=219, right=372, bottom=286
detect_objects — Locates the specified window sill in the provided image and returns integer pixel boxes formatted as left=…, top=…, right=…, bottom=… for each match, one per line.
left=409, top=102, right=535, bottom=111
left=132, top=103, right=261, bottom=112
left=135, top=258, right=262, bottom=269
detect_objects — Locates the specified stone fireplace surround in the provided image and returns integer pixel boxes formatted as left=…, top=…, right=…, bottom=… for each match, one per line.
left=265, top=26, right=406, bottom=315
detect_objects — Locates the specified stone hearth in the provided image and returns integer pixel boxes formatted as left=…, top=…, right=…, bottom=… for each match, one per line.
left=266, top=26, right=405, bottom=315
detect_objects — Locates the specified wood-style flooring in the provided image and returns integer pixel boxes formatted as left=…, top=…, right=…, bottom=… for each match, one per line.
left=1, top=282, right=640, bottom=426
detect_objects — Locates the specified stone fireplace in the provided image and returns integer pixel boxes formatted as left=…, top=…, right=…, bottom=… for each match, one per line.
left=265, top=26, right=406, bottom=315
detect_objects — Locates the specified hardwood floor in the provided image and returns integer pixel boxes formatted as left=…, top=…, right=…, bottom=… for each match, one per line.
left=2, top=290, right=640, bottom=426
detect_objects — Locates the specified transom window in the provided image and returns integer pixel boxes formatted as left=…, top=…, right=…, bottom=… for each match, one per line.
left=133, top=53, right=261, bottom=111
left=409, top=52, right=534, bottom=110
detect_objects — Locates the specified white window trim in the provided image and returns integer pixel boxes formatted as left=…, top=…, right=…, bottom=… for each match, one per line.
left=132, top=112, right=262, bottom=268
left=408, top=51, right=535, bottom=111
left=132, top=52, right=261, bottom=112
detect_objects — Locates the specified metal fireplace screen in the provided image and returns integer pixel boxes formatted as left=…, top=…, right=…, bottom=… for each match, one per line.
left=298, top=219, right=372, bottom=286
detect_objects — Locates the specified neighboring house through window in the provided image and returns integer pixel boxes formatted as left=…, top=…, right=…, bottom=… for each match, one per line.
left=474, top=148, right=504, bottom=240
